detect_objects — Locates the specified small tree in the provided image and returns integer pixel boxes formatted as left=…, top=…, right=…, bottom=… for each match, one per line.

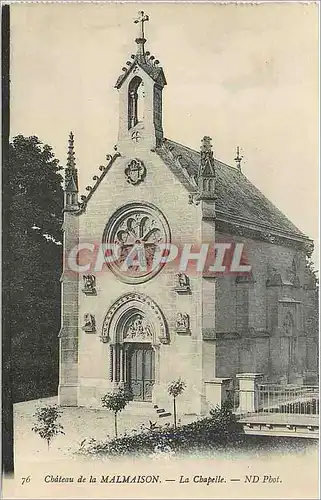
left=168, top=378, right=186, bottom=429
left=101, top=388, right=129, bottom=438
left=32, top=405, right=64, bottom=450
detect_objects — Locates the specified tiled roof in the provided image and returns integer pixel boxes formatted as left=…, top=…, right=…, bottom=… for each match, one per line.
left=157, top=139, right=307, bottom=239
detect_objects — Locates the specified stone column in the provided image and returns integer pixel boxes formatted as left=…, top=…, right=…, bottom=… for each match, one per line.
left=236, top=373, right=264, bottom=414
left=58, top=212, right=79, bottom=407
left=113, top=345, right=118, bottom=382
left=109, top=345, right=114, bottom=381
left=205, top=378, right=231, bottom=410
left=119, top=345, right=124, bottom=383
left=123, top=348, right=127, bottom=383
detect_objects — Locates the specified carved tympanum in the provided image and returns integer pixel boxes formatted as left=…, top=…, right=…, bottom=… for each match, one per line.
left=124, top=314, right=153, bottom=341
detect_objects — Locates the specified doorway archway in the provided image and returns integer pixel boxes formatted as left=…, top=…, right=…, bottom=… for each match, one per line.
left=101, top=292, right=169, bottom=401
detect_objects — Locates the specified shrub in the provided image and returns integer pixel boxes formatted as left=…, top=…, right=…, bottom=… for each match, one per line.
left=78, top=402, right=242, bottom=458
left=168, top=378, right=186, bottom=428
left=32, top=405, right=64, bottom=450
left=101, top=388, right=129, bottom=438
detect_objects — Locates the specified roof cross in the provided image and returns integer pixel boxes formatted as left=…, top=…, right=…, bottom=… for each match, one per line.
left=134, top=11, right=149, bottom=40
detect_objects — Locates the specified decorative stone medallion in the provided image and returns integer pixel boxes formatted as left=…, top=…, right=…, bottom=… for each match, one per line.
left=125, top=158, right=146, bottom=185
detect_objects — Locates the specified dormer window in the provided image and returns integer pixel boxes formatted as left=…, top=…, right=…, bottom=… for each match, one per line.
left=128, top=76, right=143, bottom=129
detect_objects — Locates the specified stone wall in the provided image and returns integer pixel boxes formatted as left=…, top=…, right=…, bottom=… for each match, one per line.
left=214, top=230, right=318, bottom=385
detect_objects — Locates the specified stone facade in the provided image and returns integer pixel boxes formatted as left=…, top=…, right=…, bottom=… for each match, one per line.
left=58, top=14, right=318, bottom=415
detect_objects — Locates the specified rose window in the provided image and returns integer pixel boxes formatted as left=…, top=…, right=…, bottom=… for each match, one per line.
left=103, top=203, right=171, bottom=284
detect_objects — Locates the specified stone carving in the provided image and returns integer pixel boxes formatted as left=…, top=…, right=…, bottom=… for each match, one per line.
left=131, top=131, right=141, bottom=143
left=82, top=275, right=97, bottom=296
left=175, top=313, right=190, bottom=334
left=174, top=272, right=191, bottom=294
left=101, top=292, right=170, bottom=344
left=125, top=158, right=146, bottom=185
left=82, top=313, right=96, bottom=333
left=262, top=232, right=276, bottom=244
left=125, top=314, right=153, bottom=341
left=188, top=193, right=201, bottom=206
left=303, top=240, right=314, bottom=258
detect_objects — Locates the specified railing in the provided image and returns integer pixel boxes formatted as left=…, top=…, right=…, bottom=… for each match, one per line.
left=227, top=385, right=319, bottom=416
left=258, top=384, right=319, bottom=415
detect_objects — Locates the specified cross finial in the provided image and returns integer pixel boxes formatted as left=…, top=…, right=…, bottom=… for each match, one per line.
left=234, top=146, right=243, bottom=172
left=134, top=11, right=149, bottom=41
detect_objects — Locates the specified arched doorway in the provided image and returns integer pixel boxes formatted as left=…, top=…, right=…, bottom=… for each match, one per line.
left=101, top=293, right=170, bottom=401
left=127, top=342, right=155, bottom=401
left=122, top=311, right=155, bottom=401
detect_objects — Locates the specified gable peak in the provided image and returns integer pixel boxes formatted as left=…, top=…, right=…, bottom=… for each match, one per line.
left=115, top=11, right=166, bottom=89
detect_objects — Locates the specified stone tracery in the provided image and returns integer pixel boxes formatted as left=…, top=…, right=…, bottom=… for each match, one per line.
left=103, top=202, right=171, bottom=284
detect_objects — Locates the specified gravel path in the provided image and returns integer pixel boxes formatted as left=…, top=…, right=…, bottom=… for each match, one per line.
left=14, top=396, right=161, bottom=464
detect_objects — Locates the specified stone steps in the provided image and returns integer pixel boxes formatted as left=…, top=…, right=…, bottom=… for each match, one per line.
left=154, top=404, right=171, bottom=419
left=123, top=402, right=172, bottom=420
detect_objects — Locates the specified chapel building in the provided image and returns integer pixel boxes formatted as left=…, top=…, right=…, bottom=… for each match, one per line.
left=58, top=13, right=318, bottom=414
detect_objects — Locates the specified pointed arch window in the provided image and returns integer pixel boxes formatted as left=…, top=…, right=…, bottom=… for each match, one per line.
left=128, top=76, right=143, bottom=130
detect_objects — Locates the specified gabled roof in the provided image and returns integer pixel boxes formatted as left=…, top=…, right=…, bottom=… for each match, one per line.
left=115, top=52, right=167, bottom=89
left=156, top=139, right=307, bottom=240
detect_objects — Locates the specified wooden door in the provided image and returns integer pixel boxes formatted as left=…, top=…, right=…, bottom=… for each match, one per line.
left=129, top=344, right=155, bottom=401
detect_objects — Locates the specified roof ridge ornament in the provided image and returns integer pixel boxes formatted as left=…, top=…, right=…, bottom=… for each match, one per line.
left=197, top=135, right=216, bottom=201
left=199, top=136, right=215, bottom=178
left=234, top=146, right=243, bottom=172
left=64, top=131, right=79, bottom=211
left=67, top=131, right=76, bottom=169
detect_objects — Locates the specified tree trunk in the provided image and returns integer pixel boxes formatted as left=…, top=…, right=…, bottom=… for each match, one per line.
left=114, top=412, right=118, bottom=438
left=47, top=439, right=50, bottom=451
left=173, top=397, right=177, bottom=429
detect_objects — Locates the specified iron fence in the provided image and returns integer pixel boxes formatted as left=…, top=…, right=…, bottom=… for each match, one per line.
left=227, top=385, right=319, bottom=416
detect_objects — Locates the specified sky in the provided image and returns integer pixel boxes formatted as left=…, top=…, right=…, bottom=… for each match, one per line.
left=10, top=2, right=319, bottom=264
